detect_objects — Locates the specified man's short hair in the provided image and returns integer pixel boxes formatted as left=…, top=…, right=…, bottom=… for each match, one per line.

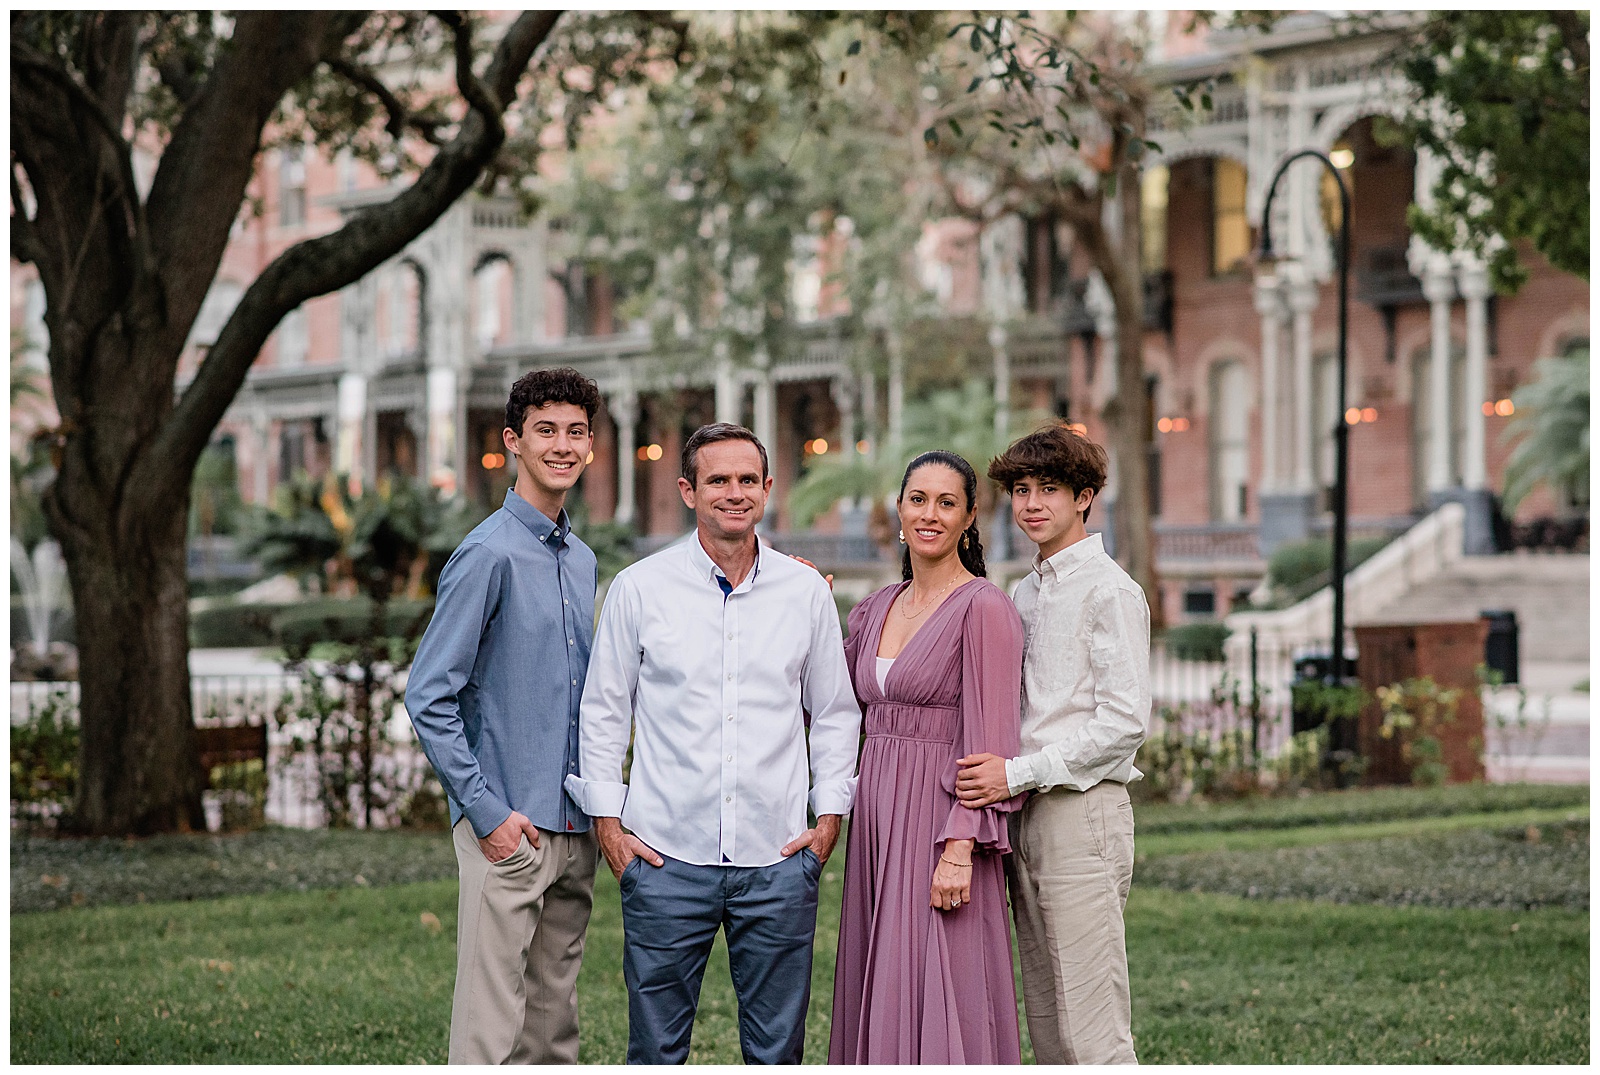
left=988, top=424, right=1109, bottom=520
left=505, top=367, right=601, bottom=434
left=681, top=423, right=769, bottom=487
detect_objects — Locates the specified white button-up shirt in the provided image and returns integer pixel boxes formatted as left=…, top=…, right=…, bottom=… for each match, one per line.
left=564, top=535, right=861, bottom=867
left=1005, top=532, right=1152, bottom=796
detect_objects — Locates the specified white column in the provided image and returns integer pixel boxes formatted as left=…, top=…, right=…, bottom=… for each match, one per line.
left=610, top=385, right=638, bottom=527
left=989, top=323, right=1011, bottom=442
left=335, top=372, right=367, bottom=493
left=1253, top=275, right=1287, bottom=493
left=251, top=409, right=272, bottom=505
left=1422, top=256, right=1457, bottom=492
left=752, top=352, right=777, bottom=457
left=1285, top=269, right=1318, bottom=494
left=831, top=373, right=856, bottom=456
left=886, top=329, right=905, bottom=457
left=1457, top=258, right=1491, bottom=491
left=426, top=367, right=459, bottom=496
left=713, top=344, right=740, bottom=425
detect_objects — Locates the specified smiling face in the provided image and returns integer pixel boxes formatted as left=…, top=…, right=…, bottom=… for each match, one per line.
left=503, top=402, right=592, bottom=518
left=1010, top=475, right=1093, bottom=560
left=897, top=463, right=976, bottom=565
left=679, top=439, right=772, bottom=544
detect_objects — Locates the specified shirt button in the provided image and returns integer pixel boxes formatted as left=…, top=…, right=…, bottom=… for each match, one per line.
left=725, top=796, right=732, bottom=803
left=571, top=679, right=577, bottom=685
left=569, top=639, right=575, bottom=646
left=564, top=599, right=569, bottom=605
left=726, top=673, right=733, bottom=680
left=727, top=755, right=733, bottom=762
left=726, top=714, right=733, bottom=721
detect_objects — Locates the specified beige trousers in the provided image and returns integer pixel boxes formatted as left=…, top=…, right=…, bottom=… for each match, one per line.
left=448, top=819, right=598, bottom=1065
left=1006, top=781, right=1137, bottom=1065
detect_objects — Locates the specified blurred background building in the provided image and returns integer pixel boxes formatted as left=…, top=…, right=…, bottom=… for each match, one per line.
left=11, top=12, right=1588, bottom=625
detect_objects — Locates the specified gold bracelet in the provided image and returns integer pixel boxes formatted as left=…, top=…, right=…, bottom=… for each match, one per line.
left=939, top=855, right=972, bottom=868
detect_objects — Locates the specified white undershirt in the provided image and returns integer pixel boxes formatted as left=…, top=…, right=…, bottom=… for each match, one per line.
left=875, top=656, right=895, bottom=692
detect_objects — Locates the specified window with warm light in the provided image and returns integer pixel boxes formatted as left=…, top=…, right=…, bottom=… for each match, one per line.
left=1211, top=158, right=1250, bottom=275
left=1320, top=140, right=1354, bottom=238
left=1141, top=165, right=1169, bottom=274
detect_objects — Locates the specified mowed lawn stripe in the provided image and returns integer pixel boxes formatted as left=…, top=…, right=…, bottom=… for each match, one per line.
left=11, top=857, right=1588, bottom=1063
left=1136, top=805, right=1590, bottom=858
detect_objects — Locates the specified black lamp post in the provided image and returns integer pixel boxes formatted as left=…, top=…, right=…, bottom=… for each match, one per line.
left=1257, top=149, right=1353, bottom=702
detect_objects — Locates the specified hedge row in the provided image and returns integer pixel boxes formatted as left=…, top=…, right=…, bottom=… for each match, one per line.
left=190, top=598, right=435, bottom=649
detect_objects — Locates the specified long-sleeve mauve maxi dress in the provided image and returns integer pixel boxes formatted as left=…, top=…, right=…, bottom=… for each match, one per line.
left=828, top=577, right=1025, bottom=1064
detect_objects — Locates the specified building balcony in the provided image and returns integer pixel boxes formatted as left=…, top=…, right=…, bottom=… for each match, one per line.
left=1356, top=245, right=1426, bottom=308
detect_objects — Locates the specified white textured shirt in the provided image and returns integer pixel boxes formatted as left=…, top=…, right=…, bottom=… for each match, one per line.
left=1005, top=533, right=1152, bottom=796
left=564, top=536, right=861, bottom=867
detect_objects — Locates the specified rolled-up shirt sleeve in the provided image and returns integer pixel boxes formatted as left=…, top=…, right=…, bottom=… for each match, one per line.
left=1007, top=584, right=1151, bottom=794
left=564, top=574, right=641, bottom=819
left=801, top=580, right=862, bottom=817
left=405, top=542, right=511, bottom=838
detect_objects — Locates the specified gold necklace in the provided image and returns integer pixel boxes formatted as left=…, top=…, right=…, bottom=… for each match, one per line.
left=899, top=575, right=961, bottom=619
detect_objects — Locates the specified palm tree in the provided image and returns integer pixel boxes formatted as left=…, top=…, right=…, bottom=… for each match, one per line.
left=243, top=472, right=483, bottom=826
left=1501, top=348, right=1589, bottom=512
left=786, top=378, right=1049, bottom=535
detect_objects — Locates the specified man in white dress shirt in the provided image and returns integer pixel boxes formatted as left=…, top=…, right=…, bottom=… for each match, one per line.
left=565, top=422, right=861, bottom=1065
left=955, top=425, right=1151, bottom=1065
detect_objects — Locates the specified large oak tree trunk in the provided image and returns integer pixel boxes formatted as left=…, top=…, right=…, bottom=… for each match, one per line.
left=59, top=487, right=206, bottom=834
left=12, top=10, right=563, bottom=834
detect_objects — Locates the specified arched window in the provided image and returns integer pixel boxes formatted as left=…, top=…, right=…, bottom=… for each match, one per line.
left=474, top=256, right=513, bottom=349
left=384, top=260, right=426, bottom=361
left=1209, top=360, right=1250, bottom=521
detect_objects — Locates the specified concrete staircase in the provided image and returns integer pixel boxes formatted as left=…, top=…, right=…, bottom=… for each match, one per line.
left=1363, top=552, right=1591, bottom=785
left=1360, top=552, right=1589, bottom=662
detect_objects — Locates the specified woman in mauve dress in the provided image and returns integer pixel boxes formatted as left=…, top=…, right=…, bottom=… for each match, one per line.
left=828, top=450, right=1025, bottom=1065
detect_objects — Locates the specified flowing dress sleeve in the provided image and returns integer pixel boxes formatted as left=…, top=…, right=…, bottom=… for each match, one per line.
left=936, top=582, right=1025, bottom=853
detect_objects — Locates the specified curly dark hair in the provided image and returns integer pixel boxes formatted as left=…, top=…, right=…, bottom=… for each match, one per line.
left=505, top=367, right=601, bottom=434
left=898, top=450, right=986, bottom=580
left=987, top=424, right=1109, bottom=523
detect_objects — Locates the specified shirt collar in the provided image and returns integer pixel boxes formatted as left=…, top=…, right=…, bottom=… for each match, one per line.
left=687, top=531, right=762, bottom=592
left=1034, top=531, right=1104, bottom=581
left=503, top=489, right=570, bottom=546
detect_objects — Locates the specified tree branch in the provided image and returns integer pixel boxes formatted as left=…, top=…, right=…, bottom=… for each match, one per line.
left=156, top=10, right=564, bottom=482
left=325, top=55, right=444, bottom=144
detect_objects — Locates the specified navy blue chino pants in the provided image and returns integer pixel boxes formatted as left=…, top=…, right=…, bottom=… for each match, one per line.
left=618, top=850, right=821, bottom=1064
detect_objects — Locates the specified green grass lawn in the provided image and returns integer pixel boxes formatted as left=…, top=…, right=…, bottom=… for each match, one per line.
left=11, top=785, right=1590, bottom=1064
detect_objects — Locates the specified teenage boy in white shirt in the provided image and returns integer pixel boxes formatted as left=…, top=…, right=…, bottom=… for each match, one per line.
left=565, top=422, right=860, bottom=1065
left=955, top=424, right=1151, bottom=1065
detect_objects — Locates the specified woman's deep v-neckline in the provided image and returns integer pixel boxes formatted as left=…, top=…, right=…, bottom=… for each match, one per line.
left=871, top=578, right=981, bottom=692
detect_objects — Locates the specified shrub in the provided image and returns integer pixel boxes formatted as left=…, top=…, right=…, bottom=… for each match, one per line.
left=190, top=602, right=286, bottom=648
left=269, top=598, right=433, bottom=651
left=1267, top=534, right=1394, bottom=599
left=1163, top=622, right=1231, bottom=661
left=10, top=687, right=78, bottom=833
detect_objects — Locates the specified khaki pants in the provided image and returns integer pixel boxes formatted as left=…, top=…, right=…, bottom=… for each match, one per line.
left=449, top=819, right=598, bottom=1065
left=1006, top=781, right=1137, bottom=1065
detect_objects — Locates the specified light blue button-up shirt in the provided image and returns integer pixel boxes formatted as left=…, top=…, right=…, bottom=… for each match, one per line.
left=406, top=489, right=596, bottom=838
